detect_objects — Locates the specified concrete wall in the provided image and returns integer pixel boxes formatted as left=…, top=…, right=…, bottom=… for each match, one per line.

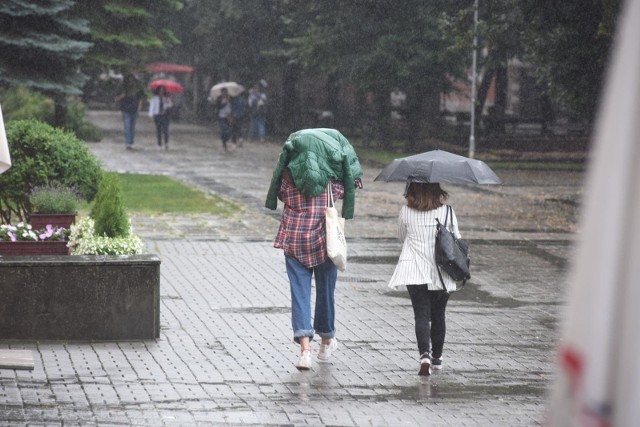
left=0, top=255, right=161, bottom=340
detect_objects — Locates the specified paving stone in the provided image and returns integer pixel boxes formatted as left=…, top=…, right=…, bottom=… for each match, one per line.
left=0, top=110, right=585, bottom=425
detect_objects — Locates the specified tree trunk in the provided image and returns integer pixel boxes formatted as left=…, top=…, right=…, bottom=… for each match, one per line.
left=376, top=88, right=392, bottom=149
left=476, top=68, right=495, bottom=130
left=53, top=97, right=68, bottom=128
left=281, top=64, right=300, bottom=131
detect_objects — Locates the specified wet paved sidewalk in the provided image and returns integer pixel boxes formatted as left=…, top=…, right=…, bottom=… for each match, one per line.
left=0, top=111, right=585, bottom=426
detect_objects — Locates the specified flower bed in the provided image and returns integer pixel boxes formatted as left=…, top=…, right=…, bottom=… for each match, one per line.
left=0, top=223, right=70, bottom=256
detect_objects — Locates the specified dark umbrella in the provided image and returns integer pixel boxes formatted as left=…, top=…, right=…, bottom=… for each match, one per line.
left=374, top=149, right=502, bottom=185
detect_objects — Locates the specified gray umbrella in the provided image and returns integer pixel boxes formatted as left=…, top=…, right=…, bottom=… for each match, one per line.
left=374, top=149, right=502, bottom=185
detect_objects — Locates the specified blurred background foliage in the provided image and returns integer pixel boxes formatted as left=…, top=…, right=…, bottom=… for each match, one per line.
left=0, top=0, right=622, bottom=152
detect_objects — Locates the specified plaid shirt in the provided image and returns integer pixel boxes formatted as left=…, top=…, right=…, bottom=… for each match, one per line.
left=274, top=178, right=345, bottom=268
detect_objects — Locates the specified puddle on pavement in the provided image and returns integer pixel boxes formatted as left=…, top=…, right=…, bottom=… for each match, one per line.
left=392, top=380, right=547, bottom=401
left=385, top=283, right=525, bottom=308
left=349, top=256, right=398, bottom=265
left=449, top=283, right=525, bottom=308
left=216, top=306, right=290, bottom=314
left=338, top=276, right=380, bottom=283
left=282, top=377, right=546, bottom=403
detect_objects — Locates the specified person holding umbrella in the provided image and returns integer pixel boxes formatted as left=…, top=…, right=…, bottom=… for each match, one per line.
left=214, top=87, right=234, bottom=152
left=376, top=150, right=500, bottom=376
left=387, top=181, right=462, bottom=376
left=148, top=85, right=173, bottom=150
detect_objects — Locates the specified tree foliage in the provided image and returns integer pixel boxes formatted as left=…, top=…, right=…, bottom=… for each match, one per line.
left=0, top=0, right=92, bottom=96
left=174, top=0, right=287, bottom=83
left=278, top=0, right=468, bottom=147
left=90, top=173, right=129, bottom=238
left=75, top=0, right=183, bottom=71
left=520, top=0, right=620, bottom=121
left=444, top=0, right=620, bottom=122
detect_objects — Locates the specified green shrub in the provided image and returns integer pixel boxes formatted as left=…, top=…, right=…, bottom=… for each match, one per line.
left=0, top=87, right=102, bottom=141
left=66, top=97, right=103, bottom=142
left=90, top=173, right=129, bottom=238
left=0, top=87, right=54, bottom=123
left=29, top=183, right=81, bottom=214
left=0, top=120, right=102, bottom=223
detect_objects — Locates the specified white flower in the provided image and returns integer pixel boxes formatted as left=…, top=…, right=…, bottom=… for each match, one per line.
left=68, top=217, right=144, bottom=255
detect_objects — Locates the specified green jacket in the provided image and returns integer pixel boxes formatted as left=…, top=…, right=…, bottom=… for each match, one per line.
left=265, top=128, right=362, bottom=219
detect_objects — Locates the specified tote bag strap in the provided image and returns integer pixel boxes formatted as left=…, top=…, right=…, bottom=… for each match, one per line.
left=327, top=183, right=335, bottom=208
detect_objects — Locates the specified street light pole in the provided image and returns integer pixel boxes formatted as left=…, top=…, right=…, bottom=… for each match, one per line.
left=469, top=0, right=479, bottom=159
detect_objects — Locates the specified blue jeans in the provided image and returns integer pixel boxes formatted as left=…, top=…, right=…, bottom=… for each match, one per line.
left=248, top=115, right=266, bottom=141
left=406, top=285, right=450, bottom=358
left=218, top=117, right=232, bottom=148
left=122, top=111, right=138, bottom=146
left=285, top=256, right=337, bottom=343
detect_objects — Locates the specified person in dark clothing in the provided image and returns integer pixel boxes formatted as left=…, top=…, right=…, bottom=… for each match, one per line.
left=115, top=73, right=145, bottom=150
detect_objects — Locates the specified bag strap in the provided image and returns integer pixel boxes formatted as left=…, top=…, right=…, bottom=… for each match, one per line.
left=444, top=205, right=451, bottom=229
left=327, top=183, right=335, bottom=208
left=436, top=205, right=466, bottom=292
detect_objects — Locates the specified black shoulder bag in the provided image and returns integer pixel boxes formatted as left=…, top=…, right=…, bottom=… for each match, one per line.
left=435, top=205, right=470, bottom=289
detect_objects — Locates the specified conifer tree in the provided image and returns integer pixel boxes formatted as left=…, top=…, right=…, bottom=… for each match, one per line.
left=0, top=0, right=92, bottom=125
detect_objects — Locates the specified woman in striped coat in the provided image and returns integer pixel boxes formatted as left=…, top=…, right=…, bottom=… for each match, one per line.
left=388, top=182, right=462, bottom=376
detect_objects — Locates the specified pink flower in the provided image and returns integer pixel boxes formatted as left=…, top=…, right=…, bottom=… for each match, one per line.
left=39, top=224, right=54, bottom=240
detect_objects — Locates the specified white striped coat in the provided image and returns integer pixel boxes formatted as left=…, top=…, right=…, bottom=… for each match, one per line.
left=387, top=204, right=462, bottom=292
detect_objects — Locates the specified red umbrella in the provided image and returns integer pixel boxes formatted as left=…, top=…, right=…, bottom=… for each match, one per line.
left=145, top=62, right=193, bottom=73
left=149, top=79, right=184, bottom=94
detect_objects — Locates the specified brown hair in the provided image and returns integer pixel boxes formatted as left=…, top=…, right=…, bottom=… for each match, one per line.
left=405, top=182, right=448, bottom=211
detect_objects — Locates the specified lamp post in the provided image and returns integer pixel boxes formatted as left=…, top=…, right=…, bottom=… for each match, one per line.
left=469, top=0, right=479, bottom=159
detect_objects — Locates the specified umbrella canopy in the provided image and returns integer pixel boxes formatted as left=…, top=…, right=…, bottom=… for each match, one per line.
left=374, top=149, right=502, bottom=185
left=0, top=105, right=10, bottom=174
left=209, top=82, right=244, bottom=99
left=549, top=0, right=640, bottom=425
left=145, top=62, right=193, bottom=74
left=149, top=79, right=184, bottom=94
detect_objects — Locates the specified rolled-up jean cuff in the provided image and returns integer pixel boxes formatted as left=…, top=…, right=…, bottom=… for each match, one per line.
left=316, top=331, right=335, bottom=340
left=293, top=329, right=314, bottom=343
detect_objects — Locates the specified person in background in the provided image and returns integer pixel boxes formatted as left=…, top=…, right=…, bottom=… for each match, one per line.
left=115, top=73, right=145, bottom=150
left=215, top=88, right=233, bottom=152
left=148, top=85, right=173, bottom=150
left=231, top=93, right=248, bottom=147
left=247, top=85, right=268, bottom=142
left=387, top=182, right=462, bottom=376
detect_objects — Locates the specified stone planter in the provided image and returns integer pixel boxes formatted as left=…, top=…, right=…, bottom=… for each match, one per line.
left=0, top=241, right=70, bottom=256
left=29, top=213, right=76, bottom=230
left=0, top=254, right=161, bottom=340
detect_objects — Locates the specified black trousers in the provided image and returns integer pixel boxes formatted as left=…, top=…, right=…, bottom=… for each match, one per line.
left=154, top=114, right=170, bottom=146
left=406, top=285, right=450, bottom=359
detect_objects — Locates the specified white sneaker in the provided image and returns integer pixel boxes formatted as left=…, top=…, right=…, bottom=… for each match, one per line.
left=418, top=356, right=431, bottom=376
left=296, top=350, right=312, bottom=371
left=317, top=338, right=338, bottom=362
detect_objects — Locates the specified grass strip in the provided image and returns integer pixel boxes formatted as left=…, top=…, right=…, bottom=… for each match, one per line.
left=116, top=173, right=240, bottom=216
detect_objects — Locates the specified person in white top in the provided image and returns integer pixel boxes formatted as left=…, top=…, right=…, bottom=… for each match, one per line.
left=148, top=85, right=173, bottom=150
left=387, top=182, right=462, bottom=376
